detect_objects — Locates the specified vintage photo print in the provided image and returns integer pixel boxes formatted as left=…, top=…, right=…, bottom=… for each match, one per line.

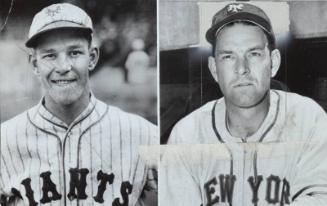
left=0, top=0, right=158, bottom=205
left=160, top=1, right=327, bottom=205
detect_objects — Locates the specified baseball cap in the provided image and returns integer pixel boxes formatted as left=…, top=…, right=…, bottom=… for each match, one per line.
left=26, top=3, right=93, bottom=48
left=205, top=3, right=275, bottom=47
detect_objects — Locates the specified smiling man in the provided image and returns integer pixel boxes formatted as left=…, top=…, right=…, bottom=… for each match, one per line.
left=161, top=3, right=327, bottom=206
left=0, top=3, right=157, bottom=206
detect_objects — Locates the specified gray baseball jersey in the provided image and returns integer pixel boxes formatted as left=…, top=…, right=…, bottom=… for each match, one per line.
left=160, top=90, right=327, bottom=206
left=0, top=95, right=157, bottom=206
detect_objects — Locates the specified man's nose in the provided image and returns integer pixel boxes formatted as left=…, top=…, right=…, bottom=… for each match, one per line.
left=235, top=56, right=250, bottom=75
left=55, top=54, right=72, bottom=73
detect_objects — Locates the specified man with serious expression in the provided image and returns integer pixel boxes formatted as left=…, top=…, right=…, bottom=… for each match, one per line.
left=161, top=3, right=327, bottom=206
left=209, top=23, right=280, bottom=109
left=208, top=22, right=281, bottom=138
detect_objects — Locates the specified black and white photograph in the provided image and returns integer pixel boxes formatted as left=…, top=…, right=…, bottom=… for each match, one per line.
left=160, top=1, right=327, bottom=205
left=3, top=0, right=327, bottom=205
left=0, top=0, right=158, bottom=205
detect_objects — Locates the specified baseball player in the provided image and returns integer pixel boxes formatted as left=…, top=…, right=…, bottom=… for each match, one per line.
left=160, top=3, right=327, bottom=206
left=0, top=3, right=157, bottom=206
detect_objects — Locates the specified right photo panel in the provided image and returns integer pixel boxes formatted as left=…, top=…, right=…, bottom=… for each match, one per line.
left=160, top=1, right=327, bottom=205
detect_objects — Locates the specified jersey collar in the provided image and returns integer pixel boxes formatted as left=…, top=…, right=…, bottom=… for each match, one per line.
left=212, top=90, right=280, bottom=143
left=27, top=93, right=107, bottom=135
left=37, top=93, right=96, bottom=129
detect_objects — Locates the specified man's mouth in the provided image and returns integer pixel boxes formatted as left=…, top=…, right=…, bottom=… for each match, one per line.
left=51, top=79, right=76, bottom=85
left=234, top=82, right=253, bottom=87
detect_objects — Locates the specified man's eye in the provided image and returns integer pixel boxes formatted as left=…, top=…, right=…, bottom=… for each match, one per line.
left=42, top=54, right=56, bottom=59
left=249, top=51, right=262, bottom=57
left=70, top=51, right=83, bottom=57
left=221, top=55, right=233, bottom=60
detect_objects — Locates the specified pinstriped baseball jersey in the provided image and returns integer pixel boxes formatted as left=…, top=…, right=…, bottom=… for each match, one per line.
left=0, top=95, right=157, bottom=206
left=160, top=90, right=327, bottom=206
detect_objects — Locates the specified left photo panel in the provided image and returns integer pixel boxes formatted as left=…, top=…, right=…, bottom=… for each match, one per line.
left=0, top=0, right=158, bottom=205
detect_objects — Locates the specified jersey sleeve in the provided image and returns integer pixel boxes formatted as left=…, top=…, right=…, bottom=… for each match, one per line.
left=160, top=114, right=203, bottom=205
left=167, top=123, right=181, bottom=144
left=137, top=120, right=158, bottom=205
left=136, top=167, right=158, bottom=206
left=0, top=126, right=14, bottom=205
left=145, top=122, right=158, bottom=192
left=160, top=145, right=203, bottom=206
left=0, top=152, right=7, bottom=205
left=167, top=116, right=191, bottom=144
left=290, top=104, right=327, bottom=205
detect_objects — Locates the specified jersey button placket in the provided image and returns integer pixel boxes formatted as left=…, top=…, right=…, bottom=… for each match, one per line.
left=62, top=128, right=75, bottom=205
left=242, top=139, right=248, bottom=206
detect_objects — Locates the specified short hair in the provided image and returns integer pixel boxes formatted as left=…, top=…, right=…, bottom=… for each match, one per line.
left=211, top=21, right=275, bottom=56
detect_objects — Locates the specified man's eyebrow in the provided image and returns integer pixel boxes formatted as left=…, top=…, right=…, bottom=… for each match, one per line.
left=38, top=48, right=56, bottom=53
left=248, top=45, right=266, bottom=51
left=216, top=50, right=233, bottom=55
left=38, top=44, right=85, bottom=53
left=68, top=44, right=84, bottom=50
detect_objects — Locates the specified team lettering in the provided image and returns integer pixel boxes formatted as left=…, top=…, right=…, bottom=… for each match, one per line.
left=0, top=169, right=133, bottom=206
left=204, top=174, right=290, bottom=206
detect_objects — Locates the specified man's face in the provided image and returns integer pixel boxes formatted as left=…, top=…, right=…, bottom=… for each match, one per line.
left=209, top=23, right=280, bottom=108
left=32, top=30, right=97, bottom=106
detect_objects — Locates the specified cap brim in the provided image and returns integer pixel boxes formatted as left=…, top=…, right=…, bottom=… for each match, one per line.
left=26, top=21, right=93, bottom=48
left=205, top=12, right=273, bottom=45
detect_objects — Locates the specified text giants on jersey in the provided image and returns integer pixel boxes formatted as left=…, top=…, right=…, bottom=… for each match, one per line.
left=203, top=174, right=291, bottom=206
left=0, top=168, right=132, bottom=206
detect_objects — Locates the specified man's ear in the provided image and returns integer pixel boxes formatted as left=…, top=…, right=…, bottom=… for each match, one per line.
left=208, top=56, right=218, bottom=83
left=29, top=53, right=40, bottom=75
left=270, top=49, right=281, bottom=78
left=88, top=47, right=99, bottom=71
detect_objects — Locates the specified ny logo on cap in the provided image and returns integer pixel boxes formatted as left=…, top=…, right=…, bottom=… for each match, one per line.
left=227, top=4, right=244, bottom=13
left=46, top=6, right=61, bottom=17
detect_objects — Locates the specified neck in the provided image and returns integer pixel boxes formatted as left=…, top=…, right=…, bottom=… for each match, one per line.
left=44, top=92, right=90, bottom=126
left=225, top=93, right=270, bottom=139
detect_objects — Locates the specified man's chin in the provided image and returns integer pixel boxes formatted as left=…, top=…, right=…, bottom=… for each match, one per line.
left=48, top=93, right=80, bottom=107
left=231, top=94, right=268, bottom=109
left=235, top=102, right=259, bottom=109
left=55, top=97, right=78, bottom=106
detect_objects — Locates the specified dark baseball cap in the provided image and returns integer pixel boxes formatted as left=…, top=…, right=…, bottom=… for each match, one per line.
left=205, top=3, right=275, bottom=47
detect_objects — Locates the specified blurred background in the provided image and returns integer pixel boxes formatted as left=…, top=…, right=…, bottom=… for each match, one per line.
left=160, top=0, right=327, bottom=143
left=0, top=0, right=157, bottom=124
